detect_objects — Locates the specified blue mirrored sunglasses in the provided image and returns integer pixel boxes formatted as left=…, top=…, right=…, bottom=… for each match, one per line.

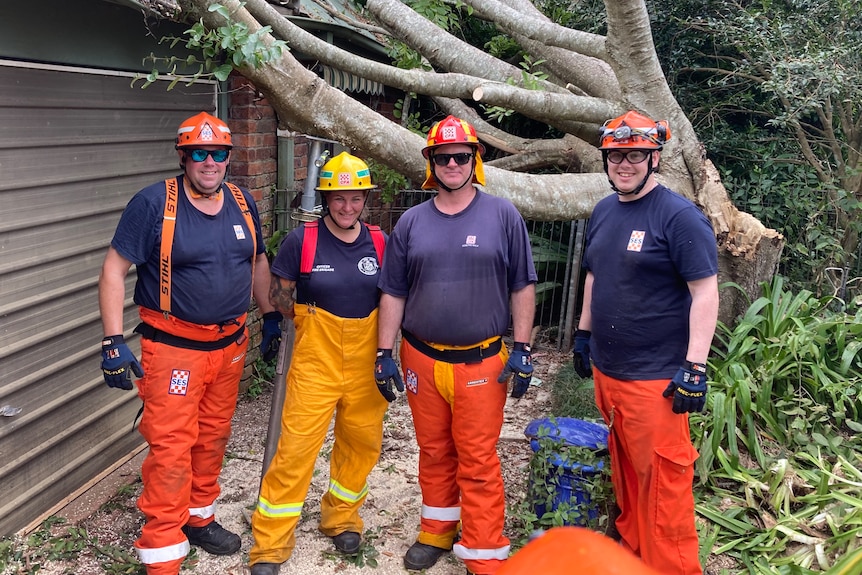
left=187, top=149, right=230, bottom=163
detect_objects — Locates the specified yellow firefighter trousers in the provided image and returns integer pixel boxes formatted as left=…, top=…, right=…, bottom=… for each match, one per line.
left=249, top=306, right=388, bottom=565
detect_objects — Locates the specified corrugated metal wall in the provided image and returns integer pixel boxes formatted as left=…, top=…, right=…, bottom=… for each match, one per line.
left=0, top=60, right=217, bottom=535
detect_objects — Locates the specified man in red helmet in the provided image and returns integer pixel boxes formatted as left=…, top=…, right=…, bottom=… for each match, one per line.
left=572, top=111, right=718, bottom=575
left=375, top=115, right=538, bottom=575
left=98, top=111, right=280, bottom=575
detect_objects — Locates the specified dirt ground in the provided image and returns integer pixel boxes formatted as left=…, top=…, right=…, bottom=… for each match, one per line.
left=15, top=346, right=567, bottom=575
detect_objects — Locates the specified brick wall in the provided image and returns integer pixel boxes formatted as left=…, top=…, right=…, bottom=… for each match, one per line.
left=226, top=75, right=279, bottom=387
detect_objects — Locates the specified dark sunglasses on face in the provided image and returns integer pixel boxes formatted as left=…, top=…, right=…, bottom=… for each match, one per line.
left=431, top=152, right=474, bottom=167
left=606, top=149, right=649, bottom=164
left=187, top=149, right=230, bottom=163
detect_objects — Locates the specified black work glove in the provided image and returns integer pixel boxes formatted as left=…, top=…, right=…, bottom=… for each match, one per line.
left=498, top=342, right=533, bottom=398
left=101, top=335, right=144, bottom=390
left=662, top=361, right=708, bottom=414
left=260, top=311, right=283, bottom=362
left=375, top=349, right=404, bottom=402
left=572, top=329, right=592, bottom=378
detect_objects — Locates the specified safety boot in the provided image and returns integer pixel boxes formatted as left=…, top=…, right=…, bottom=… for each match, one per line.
left=249, top=563, right=280, bottom=575
left=404, top=541, right=449, bottom=570
left=332, top=531, right=361, bottom=554
left=181, top=520, right=241, bottom=555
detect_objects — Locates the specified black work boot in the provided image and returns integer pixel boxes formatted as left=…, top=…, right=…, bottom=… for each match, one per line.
left=332, top=531, right=361, bottom=554
left=181, top=520, right=241, bottom=555
left=250, top=563, right=280, bottom=575
left=404, top=541, right=449, bottom=570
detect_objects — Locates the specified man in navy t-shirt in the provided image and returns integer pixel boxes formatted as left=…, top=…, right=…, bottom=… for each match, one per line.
left=573, top=111, right=718, bottom=575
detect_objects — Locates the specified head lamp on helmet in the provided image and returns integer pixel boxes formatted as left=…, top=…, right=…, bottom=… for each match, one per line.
left=598, top=111, right=670, bottom=151
left=421, top=115, right=486, bottom=190
left=176, top=112, right=233, bottom=149
left=598, top=111, right=671, bottom=197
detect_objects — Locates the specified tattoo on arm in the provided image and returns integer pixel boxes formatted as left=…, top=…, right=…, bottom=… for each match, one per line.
left=270, top=276, right=296, bottom=316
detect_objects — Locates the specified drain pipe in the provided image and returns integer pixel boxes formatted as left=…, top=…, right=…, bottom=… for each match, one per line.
left=297, top=136, right=338, bottom=220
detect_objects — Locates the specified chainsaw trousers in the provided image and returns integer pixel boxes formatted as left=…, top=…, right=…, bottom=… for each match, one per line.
left=402, top=337, right=511, bottom=575
left=133, top=310, right=247, bottom=575
left=250, top=306, right=388, bottom=566
left=593, top=368, right=702, bottom=575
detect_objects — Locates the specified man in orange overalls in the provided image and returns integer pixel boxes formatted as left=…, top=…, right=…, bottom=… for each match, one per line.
left=98, top=112, right=279, bottom=575
left=573, top=111, right=718, bottom=575
left=376, top=116, right=538, bottom=575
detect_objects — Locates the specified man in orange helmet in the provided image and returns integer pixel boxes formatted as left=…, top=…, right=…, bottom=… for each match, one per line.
left=376, top=115, right=538, bottom=575
left=98, top=111, right=279, bottom=575
left=572, top=111, right=718, bottom=575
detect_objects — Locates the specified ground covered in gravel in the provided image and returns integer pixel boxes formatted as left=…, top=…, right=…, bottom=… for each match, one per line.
left=4, top=344, right=568, bottom=575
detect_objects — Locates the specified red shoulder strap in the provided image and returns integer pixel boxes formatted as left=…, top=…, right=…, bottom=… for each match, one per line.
left=300, top=221, right=319, bottom=276
left=364, top=223, right=386, bottom=262
left=301, top=221, right=384, bottom=277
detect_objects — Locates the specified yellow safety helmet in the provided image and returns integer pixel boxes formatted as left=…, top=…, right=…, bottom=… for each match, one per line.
left=316, top=151, right=377, bottom=191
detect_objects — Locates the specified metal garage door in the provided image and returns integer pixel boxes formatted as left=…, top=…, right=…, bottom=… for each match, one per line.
left=0, top=60, right=217, bottom=536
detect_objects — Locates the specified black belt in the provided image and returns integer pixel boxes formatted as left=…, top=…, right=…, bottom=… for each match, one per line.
left=134, top=322, right=245, bottom=351
left=402, top=330, right=502, bottom=364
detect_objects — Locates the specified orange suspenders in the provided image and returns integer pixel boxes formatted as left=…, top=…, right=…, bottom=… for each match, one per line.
left=158, top=178, right=257, bottom=317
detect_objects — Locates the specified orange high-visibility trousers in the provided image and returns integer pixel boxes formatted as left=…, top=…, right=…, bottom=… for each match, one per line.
left=402, top=338, right=510, bottom=575
left=133, top=310, right=247, bottom=575
left=250, top=307, right=388, bottom=566
left=593, top=368, right=702, bottom=575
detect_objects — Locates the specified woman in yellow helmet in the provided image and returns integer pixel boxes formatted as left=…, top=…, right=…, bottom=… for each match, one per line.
left=249, top=152, right=390, bottom=575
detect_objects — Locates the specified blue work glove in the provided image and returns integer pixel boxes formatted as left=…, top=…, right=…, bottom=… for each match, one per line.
left=260, top=311, right=283, bottom=362
left=662, top=361, right=708, bottom=414
left=572, top=329, right=592, bottom=378
left=101, top=335, right=144, bottom=390
left=375, top=349, right=404, bottom=402
left=498, top=342, right=533, bottom=398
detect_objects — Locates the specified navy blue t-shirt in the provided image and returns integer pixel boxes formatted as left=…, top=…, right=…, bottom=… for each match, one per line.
left=271, top=220, right=385, bottom=319
left=111, top=177, right=264, bottom=325
left=583, top=185, right=718, bottom=380
left=378, top=191, right=538, bottom=345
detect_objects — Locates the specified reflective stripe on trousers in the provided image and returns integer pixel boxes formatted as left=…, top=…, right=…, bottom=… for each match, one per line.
left=133, top=330, right=246, bottom=574
left=250, top=307, right=388, bottom=566
left=402, top=338, right=510, bottom=575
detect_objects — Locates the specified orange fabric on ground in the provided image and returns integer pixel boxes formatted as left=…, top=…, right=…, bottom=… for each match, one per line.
left=496, top=527, right=661, bottom=575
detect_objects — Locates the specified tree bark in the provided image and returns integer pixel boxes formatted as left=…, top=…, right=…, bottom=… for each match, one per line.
left=163, top=0, right=782, bottom=323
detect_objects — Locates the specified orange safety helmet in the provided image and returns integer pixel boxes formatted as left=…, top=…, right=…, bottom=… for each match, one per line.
left=496, top=527, right=662, bottom=575
left=421, top=115, right=486, bottom=189
left=598, top=111, right=670, bottom=151
left=175, top=111, right=233, bottom=149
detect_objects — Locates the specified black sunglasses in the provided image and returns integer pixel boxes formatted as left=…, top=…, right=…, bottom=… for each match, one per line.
left=431, top=152, right=474, bottom=167
left=186, top=149, right=230, bottom=163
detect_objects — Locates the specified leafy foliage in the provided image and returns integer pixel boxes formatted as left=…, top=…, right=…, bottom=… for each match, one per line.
left=688, top=275, right=862, bottom=572
left=649, top=0, right=862, bottom=291
left=134, top=3, right=287, bottom=89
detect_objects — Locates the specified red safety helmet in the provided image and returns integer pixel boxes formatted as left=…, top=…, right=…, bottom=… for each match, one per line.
left=421, top=115, right=486, bottom=189
left=175, top=111, right=233, bottom=149
left=598, top=111, right=670, bottom=151
left=496, top=527, right=662, bottom=575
